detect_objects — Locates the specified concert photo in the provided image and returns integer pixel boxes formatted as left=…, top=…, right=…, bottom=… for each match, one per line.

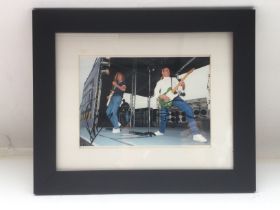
left=80, top=56, right=211, bottom=146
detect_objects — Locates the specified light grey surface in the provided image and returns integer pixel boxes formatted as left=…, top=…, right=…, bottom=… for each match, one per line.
left=0, top=0, right=280, bottom=158
left=0, top=153, right=279, bottom=209
left=80, top=127, right=210, bottom=146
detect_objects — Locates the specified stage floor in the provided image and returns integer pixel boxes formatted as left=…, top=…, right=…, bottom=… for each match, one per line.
left=80, top=127, right=210, bottom=146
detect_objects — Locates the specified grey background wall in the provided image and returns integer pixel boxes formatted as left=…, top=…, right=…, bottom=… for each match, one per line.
left=0, top=0, right=279, bottom=158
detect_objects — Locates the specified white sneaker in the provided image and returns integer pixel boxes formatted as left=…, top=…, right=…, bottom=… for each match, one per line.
left=112, top=128, right=120, bottom=134
left=154, top=131, right=164, bottom=136
left=118, top=122, right=121, bottom=127
left=193, top=134, right=207, bottom=142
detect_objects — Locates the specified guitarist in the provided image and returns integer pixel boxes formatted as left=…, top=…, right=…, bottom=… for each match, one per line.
left=153, top=67, right=207, bottom=142
left=106, top=72, right=126, bottom=133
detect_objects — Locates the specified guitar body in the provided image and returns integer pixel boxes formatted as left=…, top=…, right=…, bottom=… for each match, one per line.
left=158, top=87, right=178, bottom=108
left=158, top=99, right=173, bottom=109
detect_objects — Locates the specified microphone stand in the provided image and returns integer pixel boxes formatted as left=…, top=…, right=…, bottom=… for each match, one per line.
left=129, top=66, right=155, bottom=137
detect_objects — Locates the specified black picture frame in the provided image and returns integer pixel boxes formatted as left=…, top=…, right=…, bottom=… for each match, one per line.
left=33, top=8, right=255, bottom=195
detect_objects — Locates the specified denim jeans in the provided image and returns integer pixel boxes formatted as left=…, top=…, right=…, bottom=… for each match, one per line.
left=106, top=95, right=122, bottom=128
left=159, top=96, right=199, bottom=134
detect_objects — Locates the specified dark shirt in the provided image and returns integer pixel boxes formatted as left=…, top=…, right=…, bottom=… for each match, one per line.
left=113, top=81, right=126, bottom=97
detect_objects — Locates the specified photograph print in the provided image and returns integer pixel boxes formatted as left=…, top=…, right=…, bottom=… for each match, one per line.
left=80, top=57, right=210, bottom=146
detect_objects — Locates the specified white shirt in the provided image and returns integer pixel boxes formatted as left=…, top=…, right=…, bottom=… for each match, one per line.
left=154, top=77, right=180, bottom=99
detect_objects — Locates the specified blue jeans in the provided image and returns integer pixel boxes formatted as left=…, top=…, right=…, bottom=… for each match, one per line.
left=159, top=96, right=199, bottom=134
left=106, top=95, right=122, bottom=128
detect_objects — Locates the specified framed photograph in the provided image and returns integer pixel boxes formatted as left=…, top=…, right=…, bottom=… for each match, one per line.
left=33, top=8, right=255, bottom=194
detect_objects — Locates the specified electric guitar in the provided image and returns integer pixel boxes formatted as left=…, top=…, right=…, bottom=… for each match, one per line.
left=158, top=68, right=194, bottom=108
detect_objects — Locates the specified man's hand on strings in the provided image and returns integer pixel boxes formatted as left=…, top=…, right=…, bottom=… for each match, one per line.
left=112, top=81, right=117, bottom=86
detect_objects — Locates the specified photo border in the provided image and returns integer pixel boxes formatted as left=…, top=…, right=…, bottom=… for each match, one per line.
left=33, top=8, right=255, bottom=194
left=56, top=34, right=232, bottom=170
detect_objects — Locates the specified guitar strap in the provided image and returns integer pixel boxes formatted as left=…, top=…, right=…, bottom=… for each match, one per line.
left=111, top=81, right=117, bottom=91
left=171, top=77, right=175, bottom=102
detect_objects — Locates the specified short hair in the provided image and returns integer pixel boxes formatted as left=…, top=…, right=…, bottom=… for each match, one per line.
left=161, top=66, right=171, bottom=71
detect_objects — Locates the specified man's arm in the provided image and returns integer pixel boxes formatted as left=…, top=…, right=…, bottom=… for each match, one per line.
left=113, top=81, right=127, bottom=91
left=154, top=81, right=170, bottom=101
left=175, top=77, right=185, bottom=90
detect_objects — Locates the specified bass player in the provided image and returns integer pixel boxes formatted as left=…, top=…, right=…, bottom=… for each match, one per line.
left=153, top=66, right=207, bottom=142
